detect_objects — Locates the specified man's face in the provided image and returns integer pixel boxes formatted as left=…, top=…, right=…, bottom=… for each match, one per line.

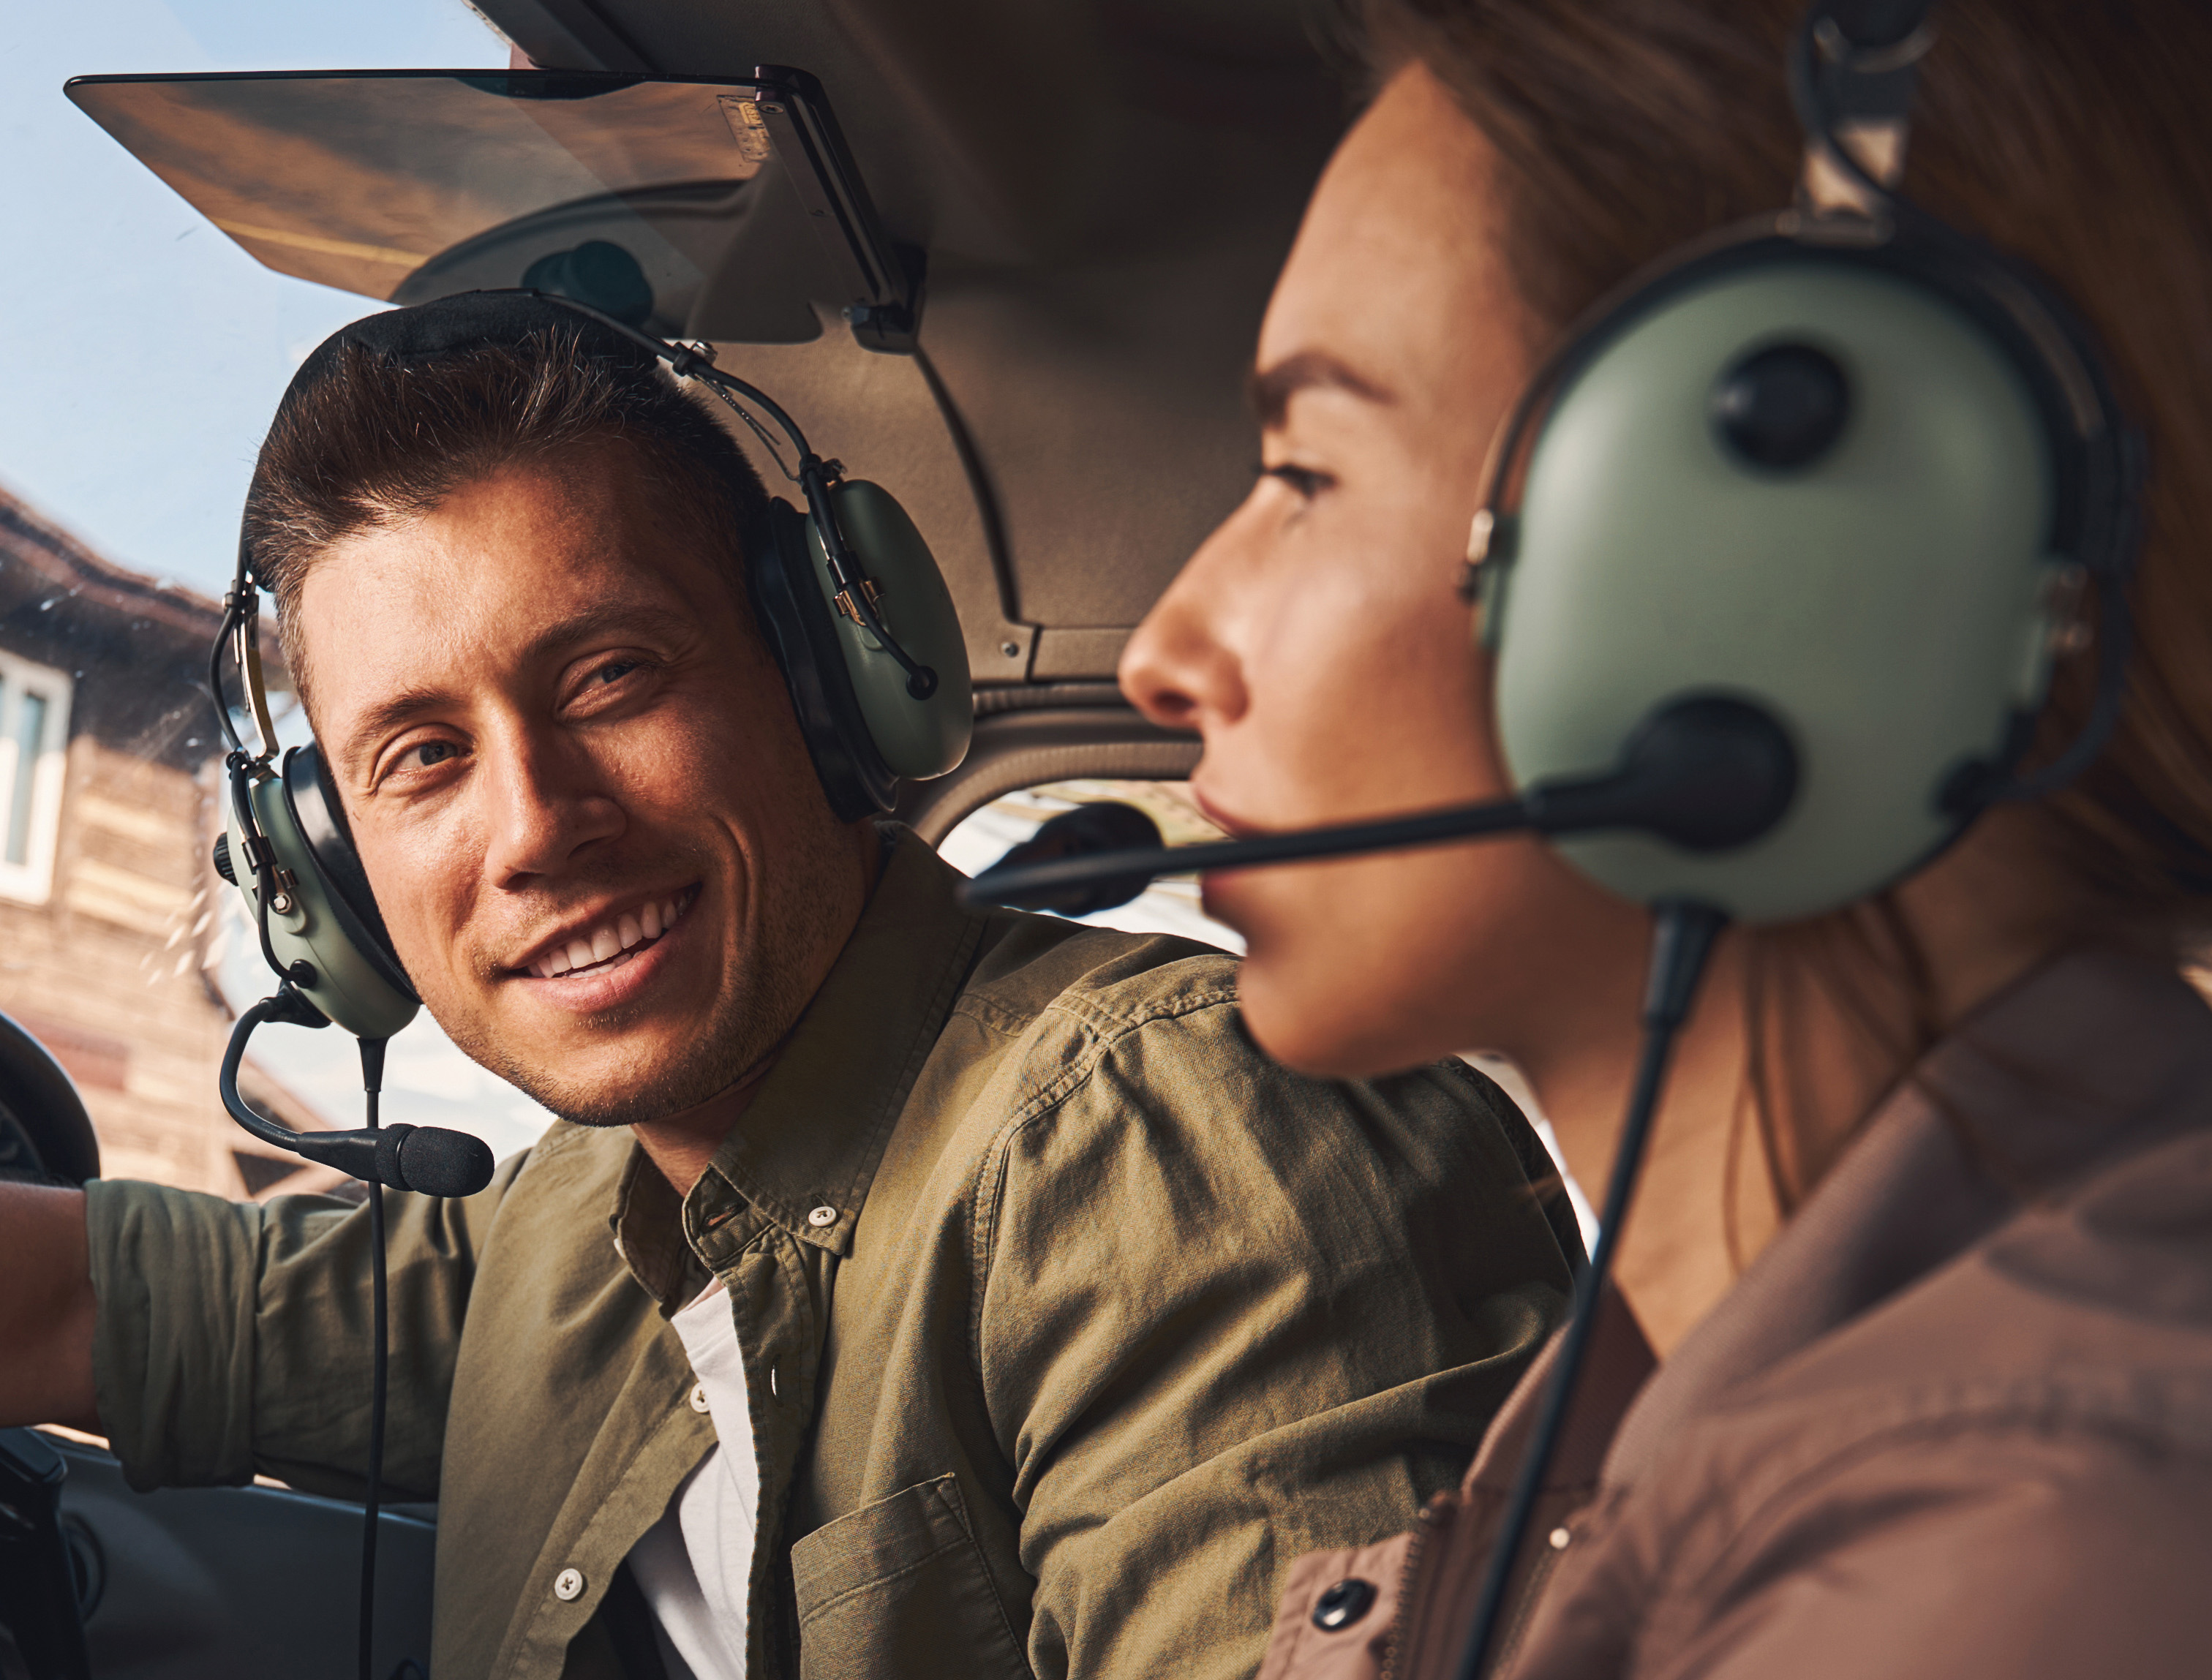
left=295, top=440, right=871, bottom=1126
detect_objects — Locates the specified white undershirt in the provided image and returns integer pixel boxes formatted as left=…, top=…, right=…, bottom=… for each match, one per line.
left=628, top=1279, right=759, bottom=1680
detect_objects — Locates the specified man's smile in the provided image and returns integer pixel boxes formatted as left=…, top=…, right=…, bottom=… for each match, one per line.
left=511, top=884, right=701, bottom=983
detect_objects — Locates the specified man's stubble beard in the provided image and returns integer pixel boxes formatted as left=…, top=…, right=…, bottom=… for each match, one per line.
left=443, top=843, right=857, bottom=1129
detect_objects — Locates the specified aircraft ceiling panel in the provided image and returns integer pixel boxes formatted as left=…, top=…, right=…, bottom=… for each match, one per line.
left=480, top=0, right=1355, bottom=674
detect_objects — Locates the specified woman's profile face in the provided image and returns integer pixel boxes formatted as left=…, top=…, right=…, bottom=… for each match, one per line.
left=1122, top=63, right=1648, bottom=1078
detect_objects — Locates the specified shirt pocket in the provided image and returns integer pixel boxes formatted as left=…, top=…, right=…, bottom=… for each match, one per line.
left=790, top=1472, right=1031, bottom=1680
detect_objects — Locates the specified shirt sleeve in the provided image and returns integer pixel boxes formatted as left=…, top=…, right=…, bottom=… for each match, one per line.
left=1649, top=1424, right=2212, bottom=1680
left=977, top=986, right=1578, bottom=1680
left=86, top=1151, right=527, bottom=1500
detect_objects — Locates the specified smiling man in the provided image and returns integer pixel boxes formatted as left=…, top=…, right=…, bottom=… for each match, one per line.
left=0, top=295, right=1579, bottom=1680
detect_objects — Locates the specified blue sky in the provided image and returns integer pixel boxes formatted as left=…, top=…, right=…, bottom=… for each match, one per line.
left=1, top=0, right=505, bottom=599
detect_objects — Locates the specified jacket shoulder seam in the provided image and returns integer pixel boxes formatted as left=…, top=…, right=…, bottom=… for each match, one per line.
left=964, top=982, right=1246, bottom=1417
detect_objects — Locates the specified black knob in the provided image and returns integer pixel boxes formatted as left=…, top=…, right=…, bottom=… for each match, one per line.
left=1710, top=342, right=1851, bottom=470
left=212, top=833, right=236, bottom=885
left=1312, top=1577, right=1377, bottom=1632
left=522, top=241, right=654, bottom=328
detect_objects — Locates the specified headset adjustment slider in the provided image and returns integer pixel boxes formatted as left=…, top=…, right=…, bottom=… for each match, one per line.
left=833, top=577, right=887, bottom=625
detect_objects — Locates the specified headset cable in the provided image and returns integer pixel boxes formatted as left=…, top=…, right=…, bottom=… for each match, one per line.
left=1453, top=900, right=1726, bottom=1680
left=358, top=1036, right=389, bottom=1680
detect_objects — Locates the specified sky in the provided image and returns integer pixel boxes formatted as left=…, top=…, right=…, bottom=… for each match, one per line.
left=0, top=0, right=507, bottom=601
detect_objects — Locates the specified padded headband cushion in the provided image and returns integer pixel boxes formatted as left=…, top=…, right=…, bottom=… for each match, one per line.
left=278, top=290, right=659, bottom=421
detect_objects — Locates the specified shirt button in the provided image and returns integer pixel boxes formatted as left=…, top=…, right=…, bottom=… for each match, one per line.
left=554, top=1567, right=586, bottom=1602
left=806, top=1205, right=838, bottom=1229
left=1548, top=1526, right=1572, bottom=1551
left=689, top=1382, right=710, bottom=1414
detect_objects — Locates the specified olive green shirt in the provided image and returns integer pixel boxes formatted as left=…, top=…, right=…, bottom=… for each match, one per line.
left=86, top=833, right=1577, bottom=1679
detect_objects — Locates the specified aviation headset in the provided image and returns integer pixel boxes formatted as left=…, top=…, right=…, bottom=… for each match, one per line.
left=1463, top=15, right=2141, bottom=925
left=211, top=289, right=974, bottom=1058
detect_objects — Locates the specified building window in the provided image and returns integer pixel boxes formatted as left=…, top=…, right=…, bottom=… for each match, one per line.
left=0, top=651, right=72, bottom=905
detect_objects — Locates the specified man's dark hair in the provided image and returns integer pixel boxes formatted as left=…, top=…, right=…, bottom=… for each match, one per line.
left=242, top=303, right=773, bottom=698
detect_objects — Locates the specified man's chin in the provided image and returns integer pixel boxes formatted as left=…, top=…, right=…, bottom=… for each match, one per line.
left=463, top=1021, right=763, bottom=1131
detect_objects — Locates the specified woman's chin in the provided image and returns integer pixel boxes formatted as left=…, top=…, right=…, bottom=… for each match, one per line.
left=1234, top=938, right=1462, bottom=1079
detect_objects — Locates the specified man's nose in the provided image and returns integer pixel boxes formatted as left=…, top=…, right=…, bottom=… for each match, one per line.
left=481, top=728, right=625, bottom=886
left=1119, top=523, right=1252, bottom=734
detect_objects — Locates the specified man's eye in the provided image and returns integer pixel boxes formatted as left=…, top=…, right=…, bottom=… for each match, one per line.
left=1258, top=462, right=1333, bottom=500
left=405, top=741, right=459, bottom=771
left=592, top=658, right=645, bottom=685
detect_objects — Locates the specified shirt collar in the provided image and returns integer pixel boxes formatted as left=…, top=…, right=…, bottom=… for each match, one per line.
left=609, top=1145, right=700, bottom=1311
left=603, top=826, right=991, bottom=1290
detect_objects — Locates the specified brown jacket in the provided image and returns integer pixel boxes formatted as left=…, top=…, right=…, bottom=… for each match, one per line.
left=1262, top=947, right=2212, bottom=1679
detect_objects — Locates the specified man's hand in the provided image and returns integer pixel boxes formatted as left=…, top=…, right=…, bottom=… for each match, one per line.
left=0, top=1184, right=99, bottom=1431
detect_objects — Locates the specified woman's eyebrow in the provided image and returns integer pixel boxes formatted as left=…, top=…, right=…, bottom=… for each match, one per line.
left=1248, top=350, right=1398, bottom=429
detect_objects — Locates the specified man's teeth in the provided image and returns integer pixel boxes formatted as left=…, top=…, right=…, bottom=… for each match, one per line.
left=530, top=895, right=687, bottom=979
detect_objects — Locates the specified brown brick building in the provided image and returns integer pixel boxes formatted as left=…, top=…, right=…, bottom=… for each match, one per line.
left=0, top=484, right=321, bottom=1197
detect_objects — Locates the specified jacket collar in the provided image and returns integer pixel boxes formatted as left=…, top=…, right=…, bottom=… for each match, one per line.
left=1602, top=944, right=2212, bottom=1485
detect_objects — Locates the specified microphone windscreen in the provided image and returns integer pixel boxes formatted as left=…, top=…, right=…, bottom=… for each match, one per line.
left=983, top=802, right=1164, bottom=916
left=396, top=1126, right=496, bottom=1197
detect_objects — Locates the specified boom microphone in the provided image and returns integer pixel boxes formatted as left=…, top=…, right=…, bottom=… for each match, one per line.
left=981, top=800, right=1166, bottom=916
left=284, top=1120, right=497, bottom=1199
left=219, top=987, right=497, bottom=1197
left=960, top=694, right=1798, bottom=915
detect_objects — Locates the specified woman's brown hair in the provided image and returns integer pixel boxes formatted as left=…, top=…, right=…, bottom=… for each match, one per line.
left=1363, top=0, right=2212, bottom=1214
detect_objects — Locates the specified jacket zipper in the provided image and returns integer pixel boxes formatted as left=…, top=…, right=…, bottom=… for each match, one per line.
left=1379, top=1493, right=1457, bottom=1680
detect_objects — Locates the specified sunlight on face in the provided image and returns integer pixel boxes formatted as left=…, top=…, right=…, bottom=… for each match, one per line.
left=293, top=440, right=869, bottom=1126
left=1121, top=65, right=1647, bottom=1077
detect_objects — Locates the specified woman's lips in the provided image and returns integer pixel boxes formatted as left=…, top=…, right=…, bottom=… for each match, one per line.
left=1186, top=783, right=1254, bottom=841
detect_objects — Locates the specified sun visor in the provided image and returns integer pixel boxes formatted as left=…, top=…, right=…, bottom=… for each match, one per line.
left=64, top=67, right=922, bottom=351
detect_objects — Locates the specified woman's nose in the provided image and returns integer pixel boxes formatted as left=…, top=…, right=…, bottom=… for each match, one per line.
left=1120, top=523, right=1252, bottom=735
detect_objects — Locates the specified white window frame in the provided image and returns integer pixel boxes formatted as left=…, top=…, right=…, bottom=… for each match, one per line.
left=0, top=650, right=73, bottom=906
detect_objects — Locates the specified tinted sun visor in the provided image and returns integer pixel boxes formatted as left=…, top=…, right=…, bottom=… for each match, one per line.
left=64, top=68, right=921, bottom=350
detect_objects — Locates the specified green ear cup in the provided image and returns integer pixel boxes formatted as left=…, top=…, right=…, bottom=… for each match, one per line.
left=1488, top=258, right=2061, bottom=923
left=802, top=481, right=974, bottom=780
left=227, top=776, right=420, bottom=1040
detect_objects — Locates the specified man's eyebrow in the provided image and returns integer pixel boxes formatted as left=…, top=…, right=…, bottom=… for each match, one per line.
left=1247, top=351, right=1397, bottom=429
left=342, top=683, right=456, bottom=769
left=336, top=602, right=687, bottom=772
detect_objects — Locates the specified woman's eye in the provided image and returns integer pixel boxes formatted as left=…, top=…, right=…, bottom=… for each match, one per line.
left=1258, top=462, right=1333, bottom=500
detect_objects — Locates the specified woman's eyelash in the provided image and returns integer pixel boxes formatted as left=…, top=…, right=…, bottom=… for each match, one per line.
left=1257, top=462, right=1332, bottom=498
